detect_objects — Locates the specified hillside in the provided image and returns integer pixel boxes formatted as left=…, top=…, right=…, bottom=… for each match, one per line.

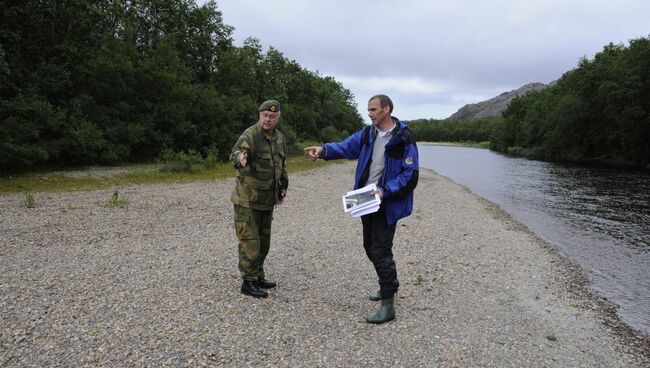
left=447, top=82, right=549, bottom=120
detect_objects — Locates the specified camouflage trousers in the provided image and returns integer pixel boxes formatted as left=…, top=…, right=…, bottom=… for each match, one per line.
left=233, top=204, right=273, bottom=281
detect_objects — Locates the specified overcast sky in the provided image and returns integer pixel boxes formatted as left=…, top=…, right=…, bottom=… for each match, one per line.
left=208, top=0, right=649, bottom=123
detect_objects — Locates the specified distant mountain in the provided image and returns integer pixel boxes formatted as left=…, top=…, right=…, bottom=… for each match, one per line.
left=447, top=82, right=550, bottom=120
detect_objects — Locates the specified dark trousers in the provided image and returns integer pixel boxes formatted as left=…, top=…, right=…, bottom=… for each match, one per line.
left=361, top=206, right=398, bottom=300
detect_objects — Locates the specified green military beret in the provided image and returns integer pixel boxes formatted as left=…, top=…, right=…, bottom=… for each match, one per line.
left=259, top=100, right=281, bottom=112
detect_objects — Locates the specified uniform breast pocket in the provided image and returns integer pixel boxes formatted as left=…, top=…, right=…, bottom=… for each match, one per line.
left=255, top=151, right=273, bottom=172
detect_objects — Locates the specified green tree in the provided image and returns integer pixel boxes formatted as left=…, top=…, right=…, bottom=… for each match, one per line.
left=495, top=36, right=649, bottom=167
left=0, top=0, right=364, bottom=169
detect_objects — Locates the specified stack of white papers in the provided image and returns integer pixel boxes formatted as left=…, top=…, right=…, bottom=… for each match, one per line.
left=342, top=183, right=381, bottom=217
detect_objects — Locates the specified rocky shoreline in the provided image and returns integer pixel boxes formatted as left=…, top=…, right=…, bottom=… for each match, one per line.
left=1, top=161, right=647, bottom=366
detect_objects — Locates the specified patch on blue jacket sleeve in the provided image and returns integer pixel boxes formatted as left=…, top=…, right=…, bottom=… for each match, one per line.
left=405, top=156, right=414, bottom=166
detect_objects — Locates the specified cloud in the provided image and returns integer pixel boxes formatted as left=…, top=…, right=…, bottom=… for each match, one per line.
left=210, top=0, right=650, bottom=120
left=337, top=76, right=449, bottom=95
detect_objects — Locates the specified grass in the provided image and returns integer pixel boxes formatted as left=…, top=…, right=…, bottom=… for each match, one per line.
left=23, top=192, right=36, bottom=208
left=415, top=275, right=424, bottom=285
left=106, top=190, right=129, bottom=208
left=0, top=155, right=339, bottom=195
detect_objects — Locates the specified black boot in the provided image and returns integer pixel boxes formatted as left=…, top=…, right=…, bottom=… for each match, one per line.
left=258, top=278, right=277, bottom=289
left=241, top=280, right=268, bottom=298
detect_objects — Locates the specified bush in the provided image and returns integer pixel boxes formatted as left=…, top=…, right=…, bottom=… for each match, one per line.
left=158, top=148, right=204, bottom=173
left=202, top=144, right=221, bottom=170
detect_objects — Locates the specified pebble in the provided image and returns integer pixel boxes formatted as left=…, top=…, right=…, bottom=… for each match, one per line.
left=0, top=162, right=647, bottom=366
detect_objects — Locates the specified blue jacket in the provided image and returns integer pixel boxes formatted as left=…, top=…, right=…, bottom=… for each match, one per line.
left=322, top=118, right=419, bottom=225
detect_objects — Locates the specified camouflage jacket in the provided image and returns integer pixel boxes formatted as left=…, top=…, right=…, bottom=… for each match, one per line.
left=230, top=123, right=289, bottom=210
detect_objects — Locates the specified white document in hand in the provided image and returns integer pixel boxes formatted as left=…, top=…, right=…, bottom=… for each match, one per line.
left=350, top=203, right=380, bottom=217
left=342, top=183, right=381, bottom=216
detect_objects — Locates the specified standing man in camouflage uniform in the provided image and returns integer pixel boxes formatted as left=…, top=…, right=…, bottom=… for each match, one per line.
left=230, top=100, right=288, bottom=298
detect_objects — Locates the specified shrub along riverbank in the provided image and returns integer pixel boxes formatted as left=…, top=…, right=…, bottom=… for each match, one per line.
left=0, top=154, right=336, bottom=195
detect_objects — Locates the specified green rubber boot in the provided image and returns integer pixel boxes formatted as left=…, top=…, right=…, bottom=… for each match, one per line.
left=366, top=296, right=395, bottom=324
left=369, top=290, right=381, bottom=301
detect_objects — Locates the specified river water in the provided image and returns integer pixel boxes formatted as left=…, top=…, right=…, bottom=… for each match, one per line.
left=418, top=144, right=650, bottom=335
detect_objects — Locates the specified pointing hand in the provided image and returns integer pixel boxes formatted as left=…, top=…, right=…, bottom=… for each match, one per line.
left=304, top=146, right=322, bottom=160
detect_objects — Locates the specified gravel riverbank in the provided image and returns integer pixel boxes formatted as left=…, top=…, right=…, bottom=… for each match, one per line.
left=1, top=161, right=648, bottom=367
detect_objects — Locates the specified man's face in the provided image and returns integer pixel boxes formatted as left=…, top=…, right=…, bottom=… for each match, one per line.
left=258, top=111, right=280, bottom=133
left=367, top=98, right=389, bottom=126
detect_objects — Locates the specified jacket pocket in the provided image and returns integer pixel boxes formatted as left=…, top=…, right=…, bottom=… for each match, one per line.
left=244, top=176, right=272, bottom=189
left=255, top=151, right=273, bottom=171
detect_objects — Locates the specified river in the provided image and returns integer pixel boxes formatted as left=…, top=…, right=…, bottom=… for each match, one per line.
left=418, top=143, right=650, bottom=335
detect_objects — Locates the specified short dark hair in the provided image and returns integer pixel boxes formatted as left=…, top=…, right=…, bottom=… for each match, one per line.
left=369, top=94, right=393, bottom=113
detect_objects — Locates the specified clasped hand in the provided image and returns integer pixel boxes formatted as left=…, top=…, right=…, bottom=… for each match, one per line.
left=239, top=150, right=248, bottom=166
left=372, top=188, right=384, bottom=199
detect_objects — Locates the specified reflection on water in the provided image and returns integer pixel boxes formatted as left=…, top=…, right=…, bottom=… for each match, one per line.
left=419, top=144, right=650, bottom=335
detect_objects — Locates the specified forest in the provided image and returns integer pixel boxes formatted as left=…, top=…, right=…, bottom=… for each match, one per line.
left=411, top=36, right=649, bottom=168
left=2, top=1, right=648, bottom=170
left=491, top=36, right=649, bottom=167
left=409, top=116, right=501, bottom=144
left=0, top=0, right=364, bottom=169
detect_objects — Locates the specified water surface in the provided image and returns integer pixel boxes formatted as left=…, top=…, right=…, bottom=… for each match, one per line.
left=419, top=144, right=650, bottom=335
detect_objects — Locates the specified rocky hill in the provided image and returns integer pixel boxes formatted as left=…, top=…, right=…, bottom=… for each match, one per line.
left=447, top=82, right=549, bottom=120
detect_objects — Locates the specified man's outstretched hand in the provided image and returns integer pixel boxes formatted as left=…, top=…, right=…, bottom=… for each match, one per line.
left=304, top=146, right=323, bottom=160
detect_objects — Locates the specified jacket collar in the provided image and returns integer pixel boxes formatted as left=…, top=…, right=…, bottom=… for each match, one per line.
left=256, top=123, right=279, bottom=140
left=385, top=117, right=408, bottom=149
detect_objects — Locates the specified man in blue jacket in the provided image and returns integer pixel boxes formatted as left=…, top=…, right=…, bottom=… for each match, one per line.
left=305, top=94, right=419, bottom=324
